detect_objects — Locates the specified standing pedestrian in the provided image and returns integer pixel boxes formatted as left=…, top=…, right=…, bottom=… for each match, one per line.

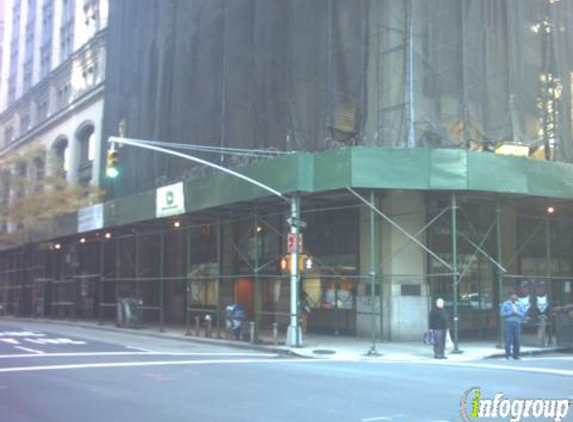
left=428, top=298, right=449, bottom=359
left=501, top=293, right=527, bottom=360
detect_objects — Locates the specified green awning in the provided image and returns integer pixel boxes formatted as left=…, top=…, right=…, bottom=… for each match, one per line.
left=16, top=148, right=573, bottom=247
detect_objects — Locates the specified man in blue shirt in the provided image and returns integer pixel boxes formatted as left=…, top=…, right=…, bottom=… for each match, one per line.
left=500, top=293, right=527, bottom=360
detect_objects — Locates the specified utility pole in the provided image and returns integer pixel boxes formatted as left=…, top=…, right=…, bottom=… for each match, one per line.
left=106, top=136, right=303, bottom=347
left=367, top=190, right=380, bottom=356
left=287, top=194, right=301, bottom=347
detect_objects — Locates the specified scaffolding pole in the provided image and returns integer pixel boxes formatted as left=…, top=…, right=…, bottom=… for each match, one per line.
left=254, top=208, right=261, bottom=342
left=451, top=193, right=462, bottom=354
left=135, top=231, right=141, bottom=304
left=159, top=232, right=165, bottom=333
left=98, top=237, right=104, bottom=325
left=546, top=213, right=552, bottom=278
left=496, top=203, right=504, bottom=348
left=216, top=219, right=222, bottom=338
left=185, top=225, right=191, bottom=335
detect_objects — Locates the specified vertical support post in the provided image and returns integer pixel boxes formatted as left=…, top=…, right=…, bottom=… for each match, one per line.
left=159, top=231, right=165, bottom=333
left=98, top=237, right=104, bottom=325
left=496, top=204, right=504, bottom=348
left=545, top=210, right=552, bottom=345
left=134, top=231, right=141, bottom=329
left=405, top=0, right=415, bottom=148
left=477, top=252, right=483, bottom=338
left=254, top=210, right=261, bottom=343
left=186, top=225, right=191, bottom=336
left=334, top=282, right=340, bottom=336
left=216, top=219, right=222, bottom=338
left=368, top=190, right=380, bottom=355
left=71, top=244, right=77, bottom=322
left=545, top=212, right=552, bottom=278
left=183, top=226, right=191, bottom=336
left=135, top=231, right=140, bottom=303
left=287, top=194, right=302, bottom=347
left=451, top=193, right=462, bottom=353
left=115, top=239, right=120, bottom=320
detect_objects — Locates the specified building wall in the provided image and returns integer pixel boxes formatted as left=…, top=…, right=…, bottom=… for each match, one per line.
left=382, top=191, right=429, bottom=341
left=357, top=190, right=430, bottom=341
left=0, top=0, right=107, bottom=193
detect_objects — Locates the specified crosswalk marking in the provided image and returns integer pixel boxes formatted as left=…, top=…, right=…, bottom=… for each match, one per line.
left=25, top=338, right=86, bottom=345
left=13, top=346, right=44, bottom=355
left=0, top=332, right=46, bottom=337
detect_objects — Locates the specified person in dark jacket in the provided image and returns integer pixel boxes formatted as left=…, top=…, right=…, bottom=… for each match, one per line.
left=428, top=298, right=449, bottom=359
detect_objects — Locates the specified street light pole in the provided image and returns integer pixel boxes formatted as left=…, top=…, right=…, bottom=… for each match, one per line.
left=287, top=194, right=302, bottom=347
left=367, top=190, right=380, bottom=356
left=107, top=136, right=303, bottom=346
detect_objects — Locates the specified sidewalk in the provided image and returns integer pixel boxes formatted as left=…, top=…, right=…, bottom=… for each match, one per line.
left=279, top=333, right=566, bottom=362
left=2, top=316, right=568, bottom=362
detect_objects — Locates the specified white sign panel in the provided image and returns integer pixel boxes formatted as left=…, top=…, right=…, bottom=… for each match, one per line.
left=156, top=182, right=185, bottom=218
left=78, top=204, right=104, bottom=233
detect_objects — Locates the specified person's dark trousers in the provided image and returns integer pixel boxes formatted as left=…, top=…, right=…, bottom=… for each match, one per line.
left=433, top=329, right=446, bottom=358
left=505, top=321, right=521, bottom=359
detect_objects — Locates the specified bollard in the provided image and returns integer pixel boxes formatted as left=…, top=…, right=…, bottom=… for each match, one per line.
left=538, top=315, right=548, bottom=347
left=272, top=322, right=278, bottom=346
left=116, top=299, right=124, bottom=327
left=194, top=315, right=200, bottom=336
left=205, top=315, right=212, bottom=338
left=249, top=321, right=255, bottom=344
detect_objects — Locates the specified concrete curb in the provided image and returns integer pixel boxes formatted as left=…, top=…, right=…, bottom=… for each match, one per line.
left=1, top=316, right=294, bottom=357
left=484, top=347, right=571, bottom=359
left=2, top=316, right=569, bottom=361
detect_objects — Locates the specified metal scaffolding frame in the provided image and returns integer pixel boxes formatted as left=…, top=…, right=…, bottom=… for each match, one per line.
left=0, top=190, right=572, bottom=348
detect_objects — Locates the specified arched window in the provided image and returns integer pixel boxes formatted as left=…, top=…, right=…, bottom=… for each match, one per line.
left=15, top=162, right=28, bottom=205
left=76, top=123, right=95, bottom=186
left=33, top=154, right=46, bottom=192
left=53, top=137, right=69, bottom=179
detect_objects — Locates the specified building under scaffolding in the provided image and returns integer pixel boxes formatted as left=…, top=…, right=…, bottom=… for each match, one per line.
left=1, top=0, right=573, bottom=345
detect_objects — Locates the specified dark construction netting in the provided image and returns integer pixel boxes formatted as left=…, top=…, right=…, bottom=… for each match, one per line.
left=102, top=0, right=573, bottom=198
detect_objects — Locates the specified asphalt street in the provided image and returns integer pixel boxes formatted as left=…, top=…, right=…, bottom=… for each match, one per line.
left=0, top=321, right=571, bottom=422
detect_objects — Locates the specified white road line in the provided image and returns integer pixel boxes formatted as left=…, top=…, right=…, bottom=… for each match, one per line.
left=361, top=415, right=404, bottom=422
left=125, top=346, right=156, bottom=353
left=0, top=357, right=314, bottom=373
left=0, top=351, right=280, bottom=359
left=521, top=356, right=573, bottom=361
left=13, top=346, right=44, bottom=355
left=418, top=361, right=573, bottom=377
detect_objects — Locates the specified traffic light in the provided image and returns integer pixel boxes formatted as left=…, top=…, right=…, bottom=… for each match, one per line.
left=106, top=147, right=119, bottom=178
left=279, top=254, right=313, bottom=273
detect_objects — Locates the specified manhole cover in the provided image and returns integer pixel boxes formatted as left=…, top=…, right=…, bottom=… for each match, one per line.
left=312, top=349, right=336, bottom=355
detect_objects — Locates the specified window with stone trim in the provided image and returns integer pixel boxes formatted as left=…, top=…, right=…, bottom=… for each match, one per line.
left=83, top=0, right=100, bottom=35
left=59, top=0, right=75, bottom=62
left=40, top=0, right=54, bottom=77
